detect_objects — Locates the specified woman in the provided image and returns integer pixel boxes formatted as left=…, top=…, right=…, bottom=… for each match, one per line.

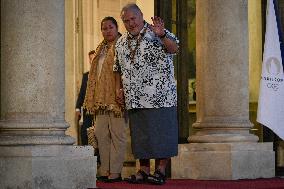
left=84, top=17, right=127, bottom=182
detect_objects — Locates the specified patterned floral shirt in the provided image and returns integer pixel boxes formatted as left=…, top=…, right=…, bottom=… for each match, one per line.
left=114, top=23, right=179, bottom=110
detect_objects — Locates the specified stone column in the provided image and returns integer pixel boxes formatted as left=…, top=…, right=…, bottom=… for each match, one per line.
left=171, top=0, right=275, bottom=180
left=0, top=0, right=96, bottom=188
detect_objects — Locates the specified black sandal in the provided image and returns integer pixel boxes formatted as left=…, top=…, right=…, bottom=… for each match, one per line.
left=124, top=170, right=149, bottom=184
left=147, top=170, right=166, bottom=185
left=96, top=176, right=108, bottom=181
left=103, top=176, right=122, bottom=183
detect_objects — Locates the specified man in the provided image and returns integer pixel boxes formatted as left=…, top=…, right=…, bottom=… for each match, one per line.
left=114, top=3, right=179, bottom=185
left=75, top=50, right=95, bottom=145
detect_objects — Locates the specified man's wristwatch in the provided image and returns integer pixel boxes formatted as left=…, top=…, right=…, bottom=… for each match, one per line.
left=159, top=29, right=169, bottom=39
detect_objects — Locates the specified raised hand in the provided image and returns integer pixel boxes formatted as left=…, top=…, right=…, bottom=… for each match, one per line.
left=149, top=16, right=165, bottom=37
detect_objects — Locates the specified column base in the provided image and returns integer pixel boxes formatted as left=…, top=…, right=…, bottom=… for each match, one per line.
left=0, top=145, right=96, bottom=189
left=171, top=143, right=275, bottom=180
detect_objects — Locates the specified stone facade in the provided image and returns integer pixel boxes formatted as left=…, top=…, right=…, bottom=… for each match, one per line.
left=0, top=0, right=276, bottom=188
left=0, top=0, right=96, bottom=188
left=171, top=0, right=275, bottom=180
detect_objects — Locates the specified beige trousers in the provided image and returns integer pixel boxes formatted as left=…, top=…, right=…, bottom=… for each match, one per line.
left=95, top=113, right=127, bottom=175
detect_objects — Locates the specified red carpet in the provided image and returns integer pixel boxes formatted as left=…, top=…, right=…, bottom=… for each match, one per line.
left=95, top=178, right=284, bottom=189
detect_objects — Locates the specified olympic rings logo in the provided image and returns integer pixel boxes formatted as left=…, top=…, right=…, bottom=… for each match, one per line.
left=266, top=83, right=279, bottom=91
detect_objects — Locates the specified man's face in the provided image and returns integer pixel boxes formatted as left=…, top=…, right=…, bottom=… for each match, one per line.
left=121, top=10, right=144, bottom=36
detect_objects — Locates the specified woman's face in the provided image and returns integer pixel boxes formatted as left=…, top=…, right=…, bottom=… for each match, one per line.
left=101, top=20, right=118, bottom=42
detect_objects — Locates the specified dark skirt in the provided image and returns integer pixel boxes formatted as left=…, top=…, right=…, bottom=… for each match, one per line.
left=128, top=107, right=178, bottom=159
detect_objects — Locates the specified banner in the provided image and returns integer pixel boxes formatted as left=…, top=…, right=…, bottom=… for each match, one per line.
left=257, top=0, right=284, bottom=139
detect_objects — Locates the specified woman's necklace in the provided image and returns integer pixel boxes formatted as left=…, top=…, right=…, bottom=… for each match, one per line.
left=127, top=26, right=147, bottom=64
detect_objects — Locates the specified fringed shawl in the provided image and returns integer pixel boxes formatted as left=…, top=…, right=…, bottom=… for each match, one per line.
left=83, top=37, right=123, bottom=117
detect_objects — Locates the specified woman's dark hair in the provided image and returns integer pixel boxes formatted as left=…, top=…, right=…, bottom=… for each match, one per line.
left=101, top=16, right=118, bottom=30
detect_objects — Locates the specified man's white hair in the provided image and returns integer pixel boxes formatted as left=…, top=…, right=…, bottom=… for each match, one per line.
left=120, top=3, right=142, bottom=17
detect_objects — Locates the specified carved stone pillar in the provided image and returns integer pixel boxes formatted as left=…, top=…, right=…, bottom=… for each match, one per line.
left=0, top=0, right=96, bottom=188
left=171, top=0, right=275, bottom=180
